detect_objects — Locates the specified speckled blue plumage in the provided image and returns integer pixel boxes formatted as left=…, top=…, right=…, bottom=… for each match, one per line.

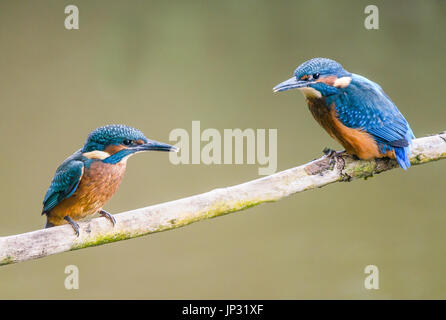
left=82, top=124, right=148, bottom=152
left=295, top=58, right=415, bottom=169
left=294, top=58, right=350, bottom=79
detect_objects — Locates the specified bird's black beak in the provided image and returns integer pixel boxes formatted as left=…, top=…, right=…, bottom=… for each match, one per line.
left=273, top=77, right=313, bottom=93
left=132, top=140, right=178, bottom=152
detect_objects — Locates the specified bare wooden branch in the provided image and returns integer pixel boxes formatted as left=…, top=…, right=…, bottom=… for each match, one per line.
left=1, top=132, right=445, bottom=266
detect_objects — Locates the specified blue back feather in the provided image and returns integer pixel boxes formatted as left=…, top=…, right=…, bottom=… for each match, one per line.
left=326, top=74, right=414, bottom=169
left=42, top=151, right=84, bottom=214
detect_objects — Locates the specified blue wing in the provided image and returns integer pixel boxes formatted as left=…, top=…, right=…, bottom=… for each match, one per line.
left=331, top=74, right=415, bottom=169
left=42, top=159, right=84, bottom=214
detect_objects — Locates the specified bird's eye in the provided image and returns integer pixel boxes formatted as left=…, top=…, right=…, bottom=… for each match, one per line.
left=313, top=73, right=320, bottom=80
left=123, top=139, right=133, bottom=146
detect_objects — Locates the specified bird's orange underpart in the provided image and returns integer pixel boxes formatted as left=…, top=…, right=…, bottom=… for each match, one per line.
left=46, top=161, right=127, bottom=226
left=316, top=75, right=337, bottom=86
left=307, top=99, right=395, bottom=160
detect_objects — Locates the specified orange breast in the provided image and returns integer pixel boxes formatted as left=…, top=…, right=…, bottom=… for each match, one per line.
left=47, top=161, right=127, bottom=225
left=307, top=99, right=395, bottom=160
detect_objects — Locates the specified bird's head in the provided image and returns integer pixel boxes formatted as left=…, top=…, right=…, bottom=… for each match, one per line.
left=273, top=58, right=352, bottom=99
left=81, top=124, right=178, bottom=164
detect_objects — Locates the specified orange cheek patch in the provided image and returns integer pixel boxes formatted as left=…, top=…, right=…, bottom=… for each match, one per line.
left=105, top=144, right=128, bottom=155
left=316, top=76, right=337, bottom=86
left=135, top=139, right=145, bottom=145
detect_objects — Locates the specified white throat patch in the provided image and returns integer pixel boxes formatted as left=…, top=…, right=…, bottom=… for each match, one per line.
left=299, top=87, right=322, bottom=99
left=333, top=76, right=352, bottom=88
left=82, top=150, right=111, bottom=160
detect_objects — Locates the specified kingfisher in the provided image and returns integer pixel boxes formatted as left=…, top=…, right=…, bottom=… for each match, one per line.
left=273, top=57, right=415, bottom=169
left=42, top=124, right=177, bottom=236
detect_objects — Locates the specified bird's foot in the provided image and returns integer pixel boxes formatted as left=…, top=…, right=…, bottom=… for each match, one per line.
left=64, top=216, right=80, bottom=237
left=99, top=210, right=116, bottom=227
left=322, top=147, right=345, bottom=157
left=322, top=148, right=346, bottom=169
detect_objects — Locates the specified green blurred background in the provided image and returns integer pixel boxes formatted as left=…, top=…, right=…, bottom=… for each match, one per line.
left=0, top=0, right=445, bottom=299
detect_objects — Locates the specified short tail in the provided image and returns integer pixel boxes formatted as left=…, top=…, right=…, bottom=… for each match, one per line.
left=394, top=147, right=411, bottom=170
left=394, top=127, right=415, bottom=170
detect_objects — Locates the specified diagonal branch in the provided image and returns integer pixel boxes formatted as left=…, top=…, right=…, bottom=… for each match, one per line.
left=1, top=132, right=445, bottom=266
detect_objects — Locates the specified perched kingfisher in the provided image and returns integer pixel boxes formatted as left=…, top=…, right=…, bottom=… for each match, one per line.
left=273, top=58, right=415, bottom=169
left=42, top=124, right=177, bottom=236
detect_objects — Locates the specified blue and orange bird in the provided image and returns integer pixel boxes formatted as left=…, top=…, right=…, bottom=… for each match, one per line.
left=273, top=58, right=415, bottom=169
left=42, top=124, right=177, bottom=236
